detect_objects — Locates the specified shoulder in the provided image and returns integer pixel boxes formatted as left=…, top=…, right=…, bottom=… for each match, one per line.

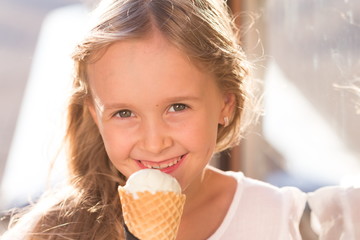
left=1, top=188, right=70, bottom=239
left=229, top=172, right=306, bottom=237
left=2, top=186, right=123, bottom=240
left=208, top=171, right=306, bottom=239
left=227, top=170, right=306, bottom=206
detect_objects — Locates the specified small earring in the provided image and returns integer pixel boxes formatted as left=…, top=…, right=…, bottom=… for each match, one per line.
left=224, top=117, right=229, bottom=127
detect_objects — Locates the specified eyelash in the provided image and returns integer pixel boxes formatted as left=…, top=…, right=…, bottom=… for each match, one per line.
left=114, top=109, right=133, bottom=118
left=113, top=103, right=188, bottom=119
left=168, top=103, right=188, bottom=112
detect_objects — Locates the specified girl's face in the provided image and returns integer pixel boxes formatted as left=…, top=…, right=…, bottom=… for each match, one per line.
left=87, top=32, right=234, bottom=192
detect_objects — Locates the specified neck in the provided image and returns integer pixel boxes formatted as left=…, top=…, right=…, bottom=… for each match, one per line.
left=181, top=166, right=215, bottom=216
left=182, top=166, right=209, bottom=200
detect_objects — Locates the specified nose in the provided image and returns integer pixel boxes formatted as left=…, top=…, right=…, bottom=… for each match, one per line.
left=138, top=117, right=173, bottom=154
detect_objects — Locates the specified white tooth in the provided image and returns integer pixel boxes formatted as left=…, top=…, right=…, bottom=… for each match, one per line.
left=143, top=162, right=153, bottom=169
left=141, top=157, right=181, bottom=170
left=160, top=163, right=168, bottom=168
left=167, top=158, right=179, bottom=168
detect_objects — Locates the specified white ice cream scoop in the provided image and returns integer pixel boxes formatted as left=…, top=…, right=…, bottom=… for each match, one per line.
left=123, top=169, right=182, bottom=199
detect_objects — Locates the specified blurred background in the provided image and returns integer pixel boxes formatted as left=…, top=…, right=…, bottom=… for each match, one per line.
left=0, top=0, right=83, bottom=233
left=0, top=0, right=80, bottom=173
left=1, top=0, right=359, bottom=239
left=234, top=0, right=360, bottom=189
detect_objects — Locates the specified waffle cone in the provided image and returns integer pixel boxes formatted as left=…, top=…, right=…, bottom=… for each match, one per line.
left=118, top=188, right=186, bottom=240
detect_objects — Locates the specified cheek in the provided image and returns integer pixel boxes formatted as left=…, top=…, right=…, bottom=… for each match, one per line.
left=179, top=116, right=219, bottom=149
left=100, top=127, right=132, bottom=159
left=100, top=128, right=137, bottom=178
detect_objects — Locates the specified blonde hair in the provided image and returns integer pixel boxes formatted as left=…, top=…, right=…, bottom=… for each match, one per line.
left=9, top=0, right=252, bottom=239
left=75, top=0, right=251, bottom=152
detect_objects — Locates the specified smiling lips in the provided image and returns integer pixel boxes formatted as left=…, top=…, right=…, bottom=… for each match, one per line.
left=137, top=155, right=185, bottom=171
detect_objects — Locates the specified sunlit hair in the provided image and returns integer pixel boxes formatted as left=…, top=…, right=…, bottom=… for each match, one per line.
left=13, top=0, right=253, bottom=239
left=74, top=0, right=252, bottom=152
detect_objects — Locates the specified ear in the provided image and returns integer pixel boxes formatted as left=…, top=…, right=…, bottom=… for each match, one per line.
left=219, top=93, right=236, bottom=125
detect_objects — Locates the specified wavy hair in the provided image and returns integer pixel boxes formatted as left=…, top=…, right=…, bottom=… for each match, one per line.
left=11, top=0, right=253, bottom=239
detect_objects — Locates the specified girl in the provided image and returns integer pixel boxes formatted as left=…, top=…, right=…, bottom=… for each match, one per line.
left=3, top=0, right=306, bottom=239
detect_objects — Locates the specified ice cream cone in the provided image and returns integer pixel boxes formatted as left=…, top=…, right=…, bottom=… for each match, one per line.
left=118, top=188, right=186, bottom=240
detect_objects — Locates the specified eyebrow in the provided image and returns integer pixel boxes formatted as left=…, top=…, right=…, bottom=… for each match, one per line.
left=103, top=95, right=201, bottom=110
left=103, top=103, right=133, bottom=110
left=163, top=95, right=201, bottom=103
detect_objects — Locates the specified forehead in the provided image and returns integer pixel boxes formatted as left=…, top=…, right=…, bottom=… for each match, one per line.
left=86, top=29, right=213, bottom=78
left=86, top=32, right=220, bottom=102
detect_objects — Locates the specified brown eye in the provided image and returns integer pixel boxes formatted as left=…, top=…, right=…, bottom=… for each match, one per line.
left=116, top=110, right=133, bottom=118
left=169, top=104, right=188, bottom=112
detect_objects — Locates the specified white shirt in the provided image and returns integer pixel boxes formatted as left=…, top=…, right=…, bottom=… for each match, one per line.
left=2, top=172, right=306, bottom=240
left=208, top=171, right=307, bottom=240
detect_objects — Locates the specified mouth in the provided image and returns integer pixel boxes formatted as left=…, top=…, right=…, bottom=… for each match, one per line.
left=136, top=154, right=186, bottom=173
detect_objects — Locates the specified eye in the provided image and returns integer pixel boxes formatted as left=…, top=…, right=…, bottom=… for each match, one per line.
left=115, top=109, right=133, bottom=118
left=169, top=103, right=188, bottom=112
